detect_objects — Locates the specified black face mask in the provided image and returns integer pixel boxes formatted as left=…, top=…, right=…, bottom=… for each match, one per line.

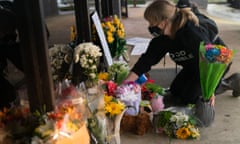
left=148, top=26, right=164, bottom=37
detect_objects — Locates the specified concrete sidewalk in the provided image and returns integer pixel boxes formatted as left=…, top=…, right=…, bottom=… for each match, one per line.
left=46, top=3, right=240, bottom=144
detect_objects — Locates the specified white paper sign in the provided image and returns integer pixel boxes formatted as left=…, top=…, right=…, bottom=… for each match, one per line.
left=126, top=37, right=151, bottom=55
left=91, top=12, right=113, bottom=66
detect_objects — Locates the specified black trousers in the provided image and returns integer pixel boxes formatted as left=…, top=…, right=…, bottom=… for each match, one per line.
left=164, top=66, right=201, bottom=107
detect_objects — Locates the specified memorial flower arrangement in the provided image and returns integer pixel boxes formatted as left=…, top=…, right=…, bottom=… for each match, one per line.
left=31, top=104, right=87, bottom=143
left=104, top=94, right=126, bottom=144
left=49, top=44, right=73, bottom=82
left=155, top=111, right=200, bottom=140
left=107, top=62, right=129, bottom=84
left=115, top=81, right=142, bottom=116
left=199, top=42, right=233, bottom=100
left=32, top=81, right=90, bottom=144
left=0, top=106, right=39, bottom=143
left=104, top=94, right=126, bottom=118
left=195, top=42, right=234, bottom=127
left=92, top=15, right=127, bottom=58
left=74, top=42, right=102, bottom=88
left=86, top=80, right=126, bottom=144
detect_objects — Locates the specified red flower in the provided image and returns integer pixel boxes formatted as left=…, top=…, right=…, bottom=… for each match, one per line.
left=106, top=80, right=117, bottom=96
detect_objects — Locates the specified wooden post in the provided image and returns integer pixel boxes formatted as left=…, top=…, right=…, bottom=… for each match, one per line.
left=73, top=0, right=91, bottom=43
left=72, top=0, right=92, bottom=85
left=101, top=0, right=111, bottom=18
left=15, top=0, right=55, bottom=112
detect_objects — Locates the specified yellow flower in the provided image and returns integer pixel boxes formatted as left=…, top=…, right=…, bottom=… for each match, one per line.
left=110, top=102, right=122, bottom=116
left=42, top=130, right=54, bottom=137
left=107, top=31, right=113, bottom=37
left=105, top=103, right=113, bottom=114
left=67, top=121, right=79, bottom=132
left=107, top=35, right=114, bottom=43
left=105, top=21, right=112, bottom=28
left=98, top=72, right=109, bottom=81
left=109, top=25, right=115, bottom=32
left=113, top=15, right=120, bottom=25
left=176, top=127, right=191, bottom=139
left=101, top=23, right=106, bottom=27
left=104, top=95, right=125, bottom=117
left=70, top=26, right=76, bottom=41
left=104, top=95, right=113, bottom=104
left=119, top=23, right=124, bottom=30
left=187, top=124, right=200, bottom=138
left=117, top=30, right=125, bottom=39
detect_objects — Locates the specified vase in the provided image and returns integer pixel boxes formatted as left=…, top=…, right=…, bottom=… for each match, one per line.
left=85, top=79, right=98, bottom=89
left=86, top=84, right=105, bottom=113
left=106, top=109, right=126, bottom=144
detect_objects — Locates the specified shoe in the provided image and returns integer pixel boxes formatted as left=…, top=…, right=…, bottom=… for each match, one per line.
left=232, top=90, right=240, bottom=97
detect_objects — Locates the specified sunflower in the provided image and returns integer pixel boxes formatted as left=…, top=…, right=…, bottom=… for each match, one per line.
left=176, top=127, right=191, bottom=139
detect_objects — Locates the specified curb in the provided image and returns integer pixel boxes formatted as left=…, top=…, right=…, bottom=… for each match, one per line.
left=207, top=4, right=240, bottom=22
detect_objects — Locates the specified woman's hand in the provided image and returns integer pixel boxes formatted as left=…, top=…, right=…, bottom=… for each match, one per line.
left=209, top=94, right=215, bottom=107
left=123, top=72, right=139, bottom=83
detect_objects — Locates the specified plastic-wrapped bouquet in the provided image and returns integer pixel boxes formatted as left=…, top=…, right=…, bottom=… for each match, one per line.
left=107, top=62, right=129, bottom=85
left=199, top=42, right=233, bottom=100
left=197, top=42, right=233, bottom=127
left=154, top=110, right=200, bottom=140
left=0, top=106, right=39, bottom=143
left=104, top=94, right=125, bottom=118
left=115, top=81, right=141, bottom=116
left=32, top=80, right=90, bottom=144
left=104, top=94, right=126, bottom=144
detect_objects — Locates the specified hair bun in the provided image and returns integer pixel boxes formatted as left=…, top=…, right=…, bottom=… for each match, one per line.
left=176, top=0, right=191, bottom=8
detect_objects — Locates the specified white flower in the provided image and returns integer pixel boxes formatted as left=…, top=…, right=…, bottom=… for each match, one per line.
left=74, top=42, right=102, bottom=81
left=89, top=73, right=96, bottom=79
left=48, top=44, right=73, bottom=81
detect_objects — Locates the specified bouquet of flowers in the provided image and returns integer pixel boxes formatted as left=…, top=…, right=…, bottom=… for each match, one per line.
left=154, top=110, right=200, bottom=140
left=92, top=15, right=127, bottom=58
left=196, top=42, right=234, bottom=127
left=143, top=82, right=165, bottom=114
left=74, top=42, right=102, bottom=88
left=115, top=81, right=141, bottom=116
left=49, top=44, right=73, bottom=82
left=107, top=62, right=129, bottom=84
left=104, top=94, right=126, bottom=144
left=0, top=106, right=39, bottom=143
left=104, top=94, right=126, bottom=118
left=32, top=80, right=90, bottom=144
left=199, top=42, right=233, bottom=100
left=87, top=80, right=125, bottom=144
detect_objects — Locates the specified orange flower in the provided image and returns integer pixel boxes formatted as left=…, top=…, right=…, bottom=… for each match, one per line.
left=176, top=127, right=191, bottom=139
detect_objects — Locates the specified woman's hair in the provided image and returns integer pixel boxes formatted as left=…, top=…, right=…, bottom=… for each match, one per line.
left=144, top=0, right=199, bottom=35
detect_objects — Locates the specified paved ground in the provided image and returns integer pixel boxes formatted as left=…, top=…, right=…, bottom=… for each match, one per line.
left=45, top=3, right=240, bottom=144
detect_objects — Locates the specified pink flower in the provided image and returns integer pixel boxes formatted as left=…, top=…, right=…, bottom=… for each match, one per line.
left=150, top=95, right=164, bottom=114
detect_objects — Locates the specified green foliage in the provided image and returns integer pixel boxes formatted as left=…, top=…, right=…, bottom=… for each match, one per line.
left=145, top=83, right=164, bottom=95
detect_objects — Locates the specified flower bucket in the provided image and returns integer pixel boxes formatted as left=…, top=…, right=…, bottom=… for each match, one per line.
left=194, top=98, right=215, bottom=127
